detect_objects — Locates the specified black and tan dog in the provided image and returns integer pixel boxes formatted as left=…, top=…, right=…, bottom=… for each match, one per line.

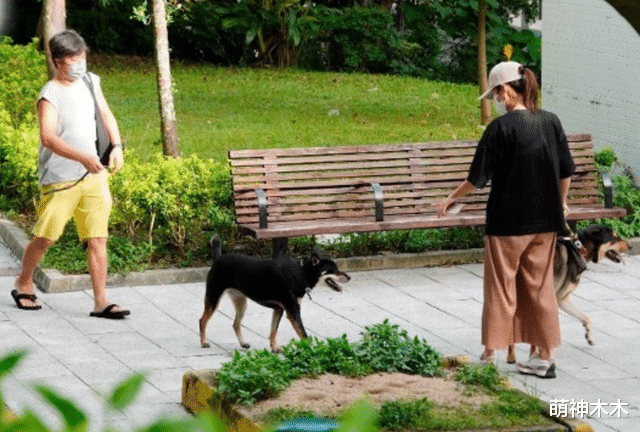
left=507, top=224, right=631, bottom=363
left=199, top=236, right=350, bottom=353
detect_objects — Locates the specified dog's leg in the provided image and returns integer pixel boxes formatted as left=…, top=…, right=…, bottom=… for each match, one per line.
left=558, top=294, right=594, bottom=345
left=269, top=307, right=284, bottom=353
left=199, top=297, right=216, bottom=348
left=507, top=345, right=516, bottom=364
left=286, top=309, right=309, bottom=341
left=227, top=289, right=251, bottom=349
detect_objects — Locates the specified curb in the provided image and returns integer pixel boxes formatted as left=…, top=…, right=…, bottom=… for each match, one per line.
left=3, top=216, right=640, bottom=294
left=1, top=217, right=485, bottom=293
left=181, top=363, right=590, bottom=432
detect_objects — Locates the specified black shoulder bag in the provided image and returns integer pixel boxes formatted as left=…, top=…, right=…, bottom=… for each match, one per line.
left=83, top=74, right=113, bottom=167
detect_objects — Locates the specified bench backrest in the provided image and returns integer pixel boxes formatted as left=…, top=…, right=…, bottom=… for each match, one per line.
left=229, top=134, right=602, bottom=227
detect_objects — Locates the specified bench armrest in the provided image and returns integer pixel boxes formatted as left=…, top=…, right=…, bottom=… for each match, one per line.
left=600, top=171, right=613, bottom=208
left=255, top=188, right=268, bottom=228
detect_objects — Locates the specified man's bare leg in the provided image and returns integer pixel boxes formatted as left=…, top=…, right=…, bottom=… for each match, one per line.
left=15, top=237, right=53, bottom=308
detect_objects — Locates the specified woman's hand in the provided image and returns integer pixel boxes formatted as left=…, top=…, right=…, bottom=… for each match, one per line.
left=434, top=197, right=455, bottom=218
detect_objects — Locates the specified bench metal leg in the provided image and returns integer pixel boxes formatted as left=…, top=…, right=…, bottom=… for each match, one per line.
left=272, top=238, right=288, bottom=258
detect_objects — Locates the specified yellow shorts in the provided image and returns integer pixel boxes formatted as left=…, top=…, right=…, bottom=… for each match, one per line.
left=33, top=170, right=112, bottom=241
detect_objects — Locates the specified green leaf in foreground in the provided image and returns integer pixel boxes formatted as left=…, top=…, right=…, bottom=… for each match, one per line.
left=106, top=373, right=147, bottom=411
left=34, top=386, right=88, bottom=432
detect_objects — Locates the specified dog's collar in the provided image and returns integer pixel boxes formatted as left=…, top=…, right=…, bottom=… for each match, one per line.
left=563, top=225, right=588, bottom=258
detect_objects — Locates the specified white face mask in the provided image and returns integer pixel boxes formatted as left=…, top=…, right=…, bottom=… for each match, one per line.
left=67, top=59, right=87, bottom=81
left=493, top=99, right=507, bottom=116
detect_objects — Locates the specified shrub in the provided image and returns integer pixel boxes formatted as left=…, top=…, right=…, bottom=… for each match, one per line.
left=301, top=6, right=409, bottom=74
left=109, top=154, right=235, bottom=257
left=0, top=37, right=47, bottom=128
left=0, top=108, right=40, bottom=213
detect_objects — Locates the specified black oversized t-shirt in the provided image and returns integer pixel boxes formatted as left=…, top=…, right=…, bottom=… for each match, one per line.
left=467, top=109, right=575, bottom=236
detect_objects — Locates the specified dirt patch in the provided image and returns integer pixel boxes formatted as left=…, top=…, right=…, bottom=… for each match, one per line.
left=238, top=372, right=492, bottom=420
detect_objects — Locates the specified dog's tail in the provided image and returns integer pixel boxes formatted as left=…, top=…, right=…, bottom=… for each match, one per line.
left=210, top=235, right=222, bottom=261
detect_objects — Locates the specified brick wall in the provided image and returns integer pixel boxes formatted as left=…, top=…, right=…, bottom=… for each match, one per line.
left=542, top=0, right=640, bottom=184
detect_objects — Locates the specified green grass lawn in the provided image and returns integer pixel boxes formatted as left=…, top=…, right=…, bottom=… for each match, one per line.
left=92, top=56, right=486, bottom=162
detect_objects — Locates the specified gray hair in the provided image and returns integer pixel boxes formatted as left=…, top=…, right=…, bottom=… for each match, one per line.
left=49, top=29, right=88, bottom=61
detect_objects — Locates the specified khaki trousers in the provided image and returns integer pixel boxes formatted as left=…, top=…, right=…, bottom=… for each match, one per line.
left=482, top=233, right=561, bottom=351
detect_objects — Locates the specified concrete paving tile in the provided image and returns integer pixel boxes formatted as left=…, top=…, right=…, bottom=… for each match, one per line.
left=66, top=360, right=132, bottom=386
left=145, top=367, right=190, bottom=393
left=589, top=416, right=638, bottom=432
left=369, top=268, right=435, bottom=288
left=182, top=355, right=230, bottom=371
left=589, top=378, right=640, bottom=409
left=582, top=272, right=640, bottom=292
left=396, top=283, right=473, bottom=303
left=125, top=402, right=190, bottom=430
left=586, top=309, right=639, bottom=330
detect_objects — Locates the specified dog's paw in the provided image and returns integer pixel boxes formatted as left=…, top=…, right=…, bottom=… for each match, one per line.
left=241, top=342, right=251, bottom=349
left=270, top=346, right=281, bottom=354
left=201, top=342, right=211, bottom=348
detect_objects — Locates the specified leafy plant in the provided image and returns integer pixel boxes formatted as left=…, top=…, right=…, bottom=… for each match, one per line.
left=216, top=349, right=296, bottom=405
left=455, top=362, right=506, bottom=395
left=356, top=320, right=441, bottom=377
left=216, top=320, right=441, bottom=405
left=0, top=37, right=47, bottom=128
left=218, top=0, right=317, bottom=67
left=378, top=398, right=432, bottom=431
left=0, top=108, right=40, bottom=213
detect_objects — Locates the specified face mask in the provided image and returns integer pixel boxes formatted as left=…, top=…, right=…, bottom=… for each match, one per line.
left=67, top=59, right=87, bottom=81
left=493, top=99, right=507, bottom=116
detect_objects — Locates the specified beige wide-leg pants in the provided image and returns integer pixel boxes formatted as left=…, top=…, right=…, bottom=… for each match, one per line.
left=482, top=233, right=561, bottom=352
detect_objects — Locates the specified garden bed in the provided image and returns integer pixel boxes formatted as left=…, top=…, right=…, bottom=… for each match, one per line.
left=182, top=322, right=573, bottom=431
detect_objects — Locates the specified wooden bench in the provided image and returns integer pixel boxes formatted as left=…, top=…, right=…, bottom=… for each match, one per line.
left=229, top=133, right=626, bottom=254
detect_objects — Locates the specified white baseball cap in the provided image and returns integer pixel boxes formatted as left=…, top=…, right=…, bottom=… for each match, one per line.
left=479, top=61, right=523, bottom=100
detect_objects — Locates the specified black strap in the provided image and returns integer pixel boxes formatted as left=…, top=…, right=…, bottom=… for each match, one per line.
left=82, top=74, right=112, bottom=166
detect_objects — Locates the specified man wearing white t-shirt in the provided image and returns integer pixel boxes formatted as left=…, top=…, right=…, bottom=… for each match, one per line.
left=12, top=30, right=129, bottom=319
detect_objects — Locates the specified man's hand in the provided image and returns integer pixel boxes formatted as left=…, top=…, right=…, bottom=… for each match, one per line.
left=83, top=154, right=105, bottom=174
left=108, top=146, right=124, bottom=173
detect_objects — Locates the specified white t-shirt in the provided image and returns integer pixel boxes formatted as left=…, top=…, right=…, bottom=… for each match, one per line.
left=38, top=72, right=100, bottom=185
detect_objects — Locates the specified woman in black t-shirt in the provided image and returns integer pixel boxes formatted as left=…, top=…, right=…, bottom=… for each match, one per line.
left=435, top=61, right=575, bottom=379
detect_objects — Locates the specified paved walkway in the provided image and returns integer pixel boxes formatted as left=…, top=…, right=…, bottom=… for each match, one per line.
left=1, top=238, right=639, bottom=432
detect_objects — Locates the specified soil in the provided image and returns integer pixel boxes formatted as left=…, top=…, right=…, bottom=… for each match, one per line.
left=238, top=372, right=492, bottom=420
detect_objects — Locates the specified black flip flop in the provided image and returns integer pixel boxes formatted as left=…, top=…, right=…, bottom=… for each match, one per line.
left=11, top=289, right=42, bottom=310
left=90, top=304, right=130, bottom=319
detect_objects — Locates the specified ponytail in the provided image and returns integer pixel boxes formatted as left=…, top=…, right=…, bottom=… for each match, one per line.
left=521, top=68, right=539, bottom=112
left=505, top=66, right=539, bottom=112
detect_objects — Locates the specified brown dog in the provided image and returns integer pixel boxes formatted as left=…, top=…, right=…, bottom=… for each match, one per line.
left=507, top=225, right=630, bottom=364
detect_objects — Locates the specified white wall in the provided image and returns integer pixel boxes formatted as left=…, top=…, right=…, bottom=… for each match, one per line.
left=542, top=0, right=640, bottom=184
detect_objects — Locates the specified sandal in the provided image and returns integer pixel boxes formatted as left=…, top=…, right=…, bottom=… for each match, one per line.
left=11, top=289, right=42, bottom=311
left=90, top=304, right=130, bottom=319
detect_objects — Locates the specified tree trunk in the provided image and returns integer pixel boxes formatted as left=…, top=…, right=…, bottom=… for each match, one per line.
left=38, top=0, right=66, bottom=78
left=477, top=0, right=492, bottom=124
left=151, top=0, right=181, bottom=158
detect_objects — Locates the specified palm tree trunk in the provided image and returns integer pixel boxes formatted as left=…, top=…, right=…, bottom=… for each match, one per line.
left=151, top=0, right=181, bottom=158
